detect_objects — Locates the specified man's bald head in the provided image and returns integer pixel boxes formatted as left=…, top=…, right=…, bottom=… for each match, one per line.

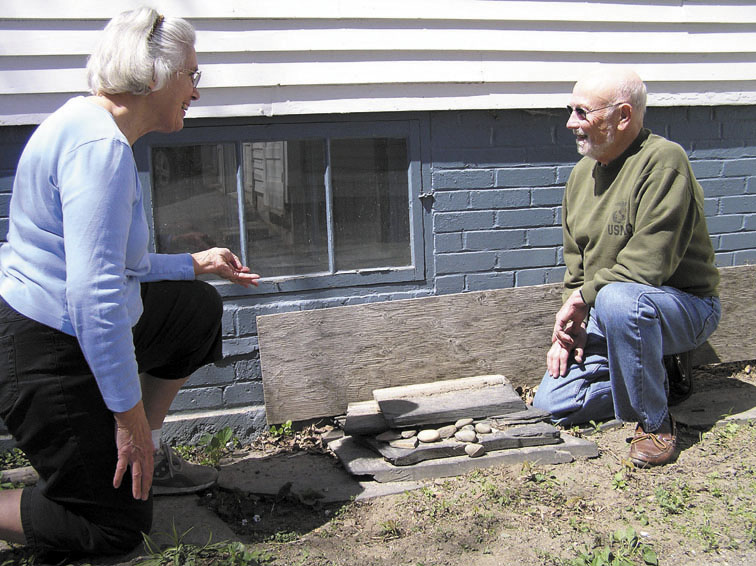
left=574, top=67, right=647, bottom=125
left=567, top=67, right=647, bottom=164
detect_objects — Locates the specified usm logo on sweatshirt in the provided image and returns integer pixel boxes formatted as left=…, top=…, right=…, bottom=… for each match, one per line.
left=608, top=204, right=633, bottom=236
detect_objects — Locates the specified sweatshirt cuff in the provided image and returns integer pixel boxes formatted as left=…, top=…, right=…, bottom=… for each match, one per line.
left=580, top=283, right=597, bottom=306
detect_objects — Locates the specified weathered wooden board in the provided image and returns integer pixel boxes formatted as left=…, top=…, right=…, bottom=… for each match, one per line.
left=690, top=265, right=756, bottom=367
left=329, top=434, right=599, bottom=483
left=359, top=422, right=561, bottom=466
left=259, top=282, right=562, bottom=424
left=258, top=265, right=756, bottom=424
left=372, top=374, right=526, bottom=427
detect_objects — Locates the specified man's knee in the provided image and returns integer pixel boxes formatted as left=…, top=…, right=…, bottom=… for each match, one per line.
left=595, top=282, right=638, bottom=313
left=594, top=282, right=658, bottom=331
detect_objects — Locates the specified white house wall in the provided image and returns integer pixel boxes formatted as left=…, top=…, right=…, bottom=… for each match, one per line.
left=1, top=0, right=755, bottom=125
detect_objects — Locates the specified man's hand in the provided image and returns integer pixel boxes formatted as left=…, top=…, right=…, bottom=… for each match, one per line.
left=191, top=247, right=260, bottom=288
left=547, top=323, right=587, bottom=377
left=547, top=288, right=589, bottom=377
left=552, top=289, right=589, bottom=350
left=113, top=400, right=153, bottom=500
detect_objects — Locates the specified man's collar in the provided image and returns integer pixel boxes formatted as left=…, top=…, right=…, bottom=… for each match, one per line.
left=598, top=128, right=650, bottom=172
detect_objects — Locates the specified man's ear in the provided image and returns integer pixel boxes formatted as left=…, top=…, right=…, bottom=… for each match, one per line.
left=616, top=103, right=633, bottom=131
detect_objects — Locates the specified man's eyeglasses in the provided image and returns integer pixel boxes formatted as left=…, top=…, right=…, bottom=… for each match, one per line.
left=182, top=69, right=202, bottom=88
left=567, top=102, right=625, bottom=120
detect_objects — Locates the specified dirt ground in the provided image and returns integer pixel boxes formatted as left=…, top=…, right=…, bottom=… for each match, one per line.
left=2, top=360, right=756, bottom=566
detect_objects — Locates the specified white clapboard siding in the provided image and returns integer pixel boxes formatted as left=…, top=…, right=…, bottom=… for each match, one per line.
left=1, top=0, right=755, bottom=125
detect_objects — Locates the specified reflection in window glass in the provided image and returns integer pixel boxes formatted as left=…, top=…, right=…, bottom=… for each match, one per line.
left=150, top=136, right=412, bottom=282
left=242, top=140, right=328, bottom=277
left=331, top=138, right=410, bottom=270
left=151, top=143, right=240, bottom=255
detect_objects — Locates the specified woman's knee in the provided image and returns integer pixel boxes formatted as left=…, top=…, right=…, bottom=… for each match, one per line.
left=93, top=509, right=152, bottom=555
left=192, top=279, right=222, bottom=321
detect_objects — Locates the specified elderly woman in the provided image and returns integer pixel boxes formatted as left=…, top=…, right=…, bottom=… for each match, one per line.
left=0, top=7, right=258, bottom=558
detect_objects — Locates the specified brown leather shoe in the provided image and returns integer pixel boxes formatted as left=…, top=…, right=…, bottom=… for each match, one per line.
left=629, top=414, right=677, bottom=468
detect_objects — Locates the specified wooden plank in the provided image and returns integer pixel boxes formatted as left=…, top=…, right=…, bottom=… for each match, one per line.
left=5, top=28, right=751, bottom=57
left=691, top=265, right=756, bottom=367
left=329, top=434, right=598, bottom=483
left=359, top=422, right=561, bottom=466
left=259, top=265, right=756, bottom=424
left=372, top=374, right=525, bottom=428
left=3, top=1, right=756, bottom=24
left=259, top=282, right=563, bottom=424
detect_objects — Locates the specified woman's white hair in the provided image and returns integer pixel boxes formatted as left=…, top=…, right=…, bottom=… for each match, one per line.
left=86, top=6, right=195, bottom=95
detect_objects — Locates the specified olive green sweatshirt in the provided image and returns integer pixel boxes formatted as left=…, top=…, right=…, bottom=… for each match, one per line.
left=562, top=128, right=719, bottom=306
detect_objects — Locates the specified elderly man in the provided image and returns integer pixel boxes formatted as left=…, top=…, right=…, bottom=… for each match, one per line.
left=532, top=67, right=721, bottom=467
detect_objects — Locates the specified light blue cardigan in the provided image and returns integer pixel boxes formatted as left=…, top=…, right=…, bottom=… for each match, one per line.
left=0, top=97, right=194, bottom=413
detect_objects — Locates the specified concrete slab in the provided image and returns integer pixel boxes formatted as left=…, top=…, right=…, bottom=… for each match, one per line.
left=217, top=449, right=424, bottom=502
left=150, top=495, right=239, bottom=546
left=330, top=434, right=598, bottom=483
left=674, top=381, right=756, bottom=429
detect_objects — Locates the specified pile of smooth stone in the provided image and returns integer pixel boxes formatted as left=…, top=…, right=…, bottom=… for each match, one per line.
left=375, top=417, right=492, bottom=458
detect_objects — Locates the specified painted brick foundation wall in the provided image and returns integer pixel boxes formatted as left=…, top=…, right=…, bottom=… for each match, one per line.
left=1, top=105, right=754, bottom=443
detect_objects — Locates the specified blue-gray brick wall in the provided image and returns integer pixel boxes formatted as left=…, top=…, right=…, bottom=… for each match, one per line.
left=1, top=105, right=754, bottom=441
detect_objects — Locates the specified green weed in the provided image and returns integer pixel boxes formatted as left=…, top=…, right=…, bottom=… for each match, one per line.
left=197, top=426, right=239, bottom=467
left=653, top=480, right=692, bottom=515
left=139, top=523, right=272, bottom=566
left=377, top=519, right=402, bottom=540
left=611, top=470, right=628, bottom=491
left=269, top=420, right=293, bottom=438
left=568, top=526, right=658, bottom=566
left=0, top=448, right=29, bottom=470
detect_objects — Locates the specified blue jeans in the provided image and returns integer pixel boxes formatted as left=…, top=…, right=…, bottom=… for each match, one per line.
left=532, top=283, right=721, bottom=431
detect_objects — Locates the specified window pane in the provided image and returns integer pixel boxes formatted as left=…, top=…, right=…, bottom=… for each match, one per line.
left=330, top=138, right=411, bottom=270
left=151, top=144, right=240, bottom=256
left=242, top=140, right=329, bottom=277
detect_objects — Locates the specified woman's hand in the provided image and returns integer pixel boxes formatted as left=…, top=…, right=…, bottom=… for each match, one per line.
left=113, top=400, right=153, bottom=500
left=191, top=247, right=260, bottom=288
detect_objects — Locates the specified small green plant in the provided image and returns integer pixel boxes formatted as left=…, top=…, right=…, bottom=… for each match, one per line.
left=269, top=420, right=293, bottom=438
left=611, top=470, right=628, bottom=491
left=569, top=527, right=658, bottom=566
left=0, top=448, right=30, bottom=470
left=654, top=480, right=692, bottom=515
left=198, top=426, right=239, bottom=467
left=269, top=530, right=299, bottom=543
left=139, top=523, right=272, bottom=566
left=715, top=421, right=740, bottom=445
left=632, top=505, right=649, bottom=526
left=377, top=519, right=402, bottom=540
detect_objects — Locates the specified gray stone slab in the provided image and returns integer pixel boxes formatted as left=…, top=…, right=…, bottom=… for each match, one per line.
left=374, top=374, right=526, bottom=428
left=330, top=434, right=598, bottom=483
left=217, top=450, right=422, bottom=502
left=150, top=495, right=239, bottom=546
left=673, top=385, right=756, bottom=429
left=360, top=422, right=561, bottom=466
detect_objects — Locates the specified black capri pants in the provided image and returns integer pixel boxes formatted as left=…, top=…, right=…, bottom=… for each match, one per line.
left=0, top=280, right=222, bottom=556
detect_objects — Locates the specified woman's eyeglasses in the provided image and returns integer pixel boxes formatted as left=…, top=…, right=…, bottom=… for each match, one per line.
left=182, top=70, right=202, bottom=88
